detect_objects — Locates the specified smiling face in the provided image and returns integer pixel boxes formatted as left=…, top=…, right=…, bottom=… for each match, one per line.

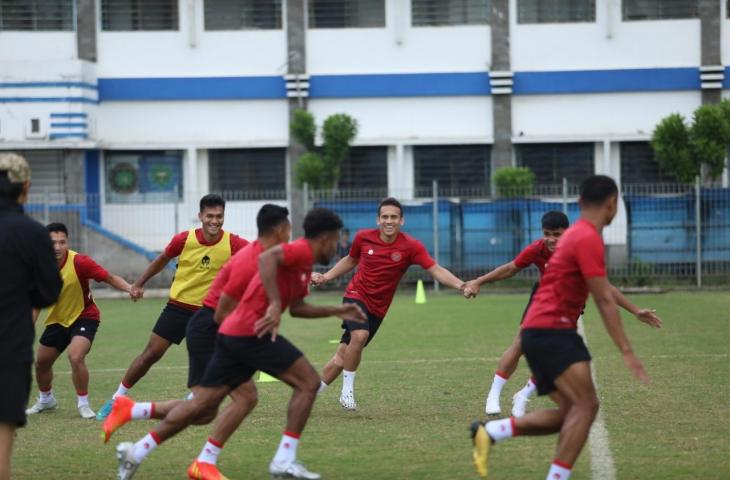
left=198, top=205, right=225, bottom=239
left=377, top=205, right=404, bottom=240
left=50, top=231, right=69, bottom=261
left=542, top=228, right=566, bottom=252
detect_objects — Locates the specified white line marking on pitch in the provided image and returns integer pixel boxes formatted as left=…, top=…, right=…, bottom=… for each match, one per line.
left=578, top=317, right=617, bottom=480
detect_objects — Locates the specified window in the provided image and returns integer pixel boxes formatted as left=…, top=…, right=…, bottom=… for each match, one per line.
left=105, top=151, right=183, bottom=203
left=101, top=0, right=179, bottom=31
left=516, top=143, right=594, bottom=184
left=623, top=0, right=698, bottom=20
left=204, top=0, right=282, bottom=30
left=620, top=142, right=676, bottom=184
left=308, top=0, right=385, bottom=28
left=0, top=0, right=74, bottom=31
left=19, top=150, right=65, bottom=195
left=208, top=148, right=286, bottom=198
left=517, top=0, right=595, bottom=23
left=338, top=147, right=388, bottom=190
left=412, top=0, right=490, bottom=26
left=414, top=145, right=490, bottom=195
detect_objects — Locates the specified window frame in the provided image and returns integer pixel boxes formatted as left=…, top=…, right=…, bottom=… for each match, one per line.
left=516, top=0, right=596, bottom=24
left=308, top=0, right=386, bottom=29
left=100, top=0, right=180, bottom=31
left=411, top=0, right=491, bottom=27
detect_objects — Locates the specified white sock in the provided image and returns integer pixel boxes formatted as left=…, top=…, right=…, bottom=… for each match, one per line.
left=517, top=377, right=537, bottom=398
left=485, top=417, right=515, bottom=443
left=272, top=432, right=300, bottom=465
left=40, top=389, right=54, bottom=402
left=488, top=372, right=509, bottom=398
left=546, top=461, right=572, bottom=480
left=77, top=393, right=89, bottom=408
left=342, top=370, right=356, bottom=394
left=186, top=391, right=195, bottom=401
left=197, top=438, right=223, bottom=465
left=131, top=402, right=154, bottom=420
left=132, top=432, right=159, bottom=463
left=317, top=381, right=328, bottom=394
left=113, top=382, right=129, bottom=399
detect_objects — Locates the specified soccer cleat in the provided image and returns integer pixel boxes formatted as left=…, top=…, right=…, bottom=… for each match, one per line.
left=26, top=397, right=58, bottom=415
left=78, top=404, right=96, bottom=419
left=103, top=395, right=134, bottom=443
left=187, top=459, right=230, bottom=480
left=269, top=460, right=321, bottom=479
left=485, top=394, right=501, bottom=416
left=115, top=441, right=140, bottom=480
left=470, top=420, right=491, bottom=479
left=511, top=392, right=530, bottom=418
left=339, top=390, right=357, bottom=411
left=97, top=398, right=114, bottom=420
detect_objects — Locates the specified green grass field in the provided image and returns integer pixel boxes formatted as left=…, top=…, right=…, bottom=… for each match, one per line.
left=13, top=290, right=730, bottom=479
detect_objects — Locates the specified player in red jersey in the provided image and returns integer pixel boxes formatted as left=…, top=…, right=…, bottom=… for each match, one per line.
left=112, top=208, right=366, bottom=480
left=470, top=176, right=662, bottom=480
left=464, top=211, right=569, bottom=417
left=311, top=197, right=467, bottom=411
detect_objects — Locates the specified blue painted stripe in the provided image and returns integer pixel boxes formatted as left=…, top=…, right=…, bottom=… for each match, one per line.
left=50, top=112, right=88, bottom=118
left=725, top=67, right=730, bottom=88
left=98, top=76, right=286, bottom=101
left=0, top=81, right=98, bottom=90
left=50, top=122, right=87, bottom=128
left=0, top=97, right=97, bottom=104
left=81, top=219, right=173, bottom=269
left=513, top=67, right=699, bottom=94
left=309, top=72, right=491, bottom=98
left=49, top=132, right=88, bottom=140
left=84, top=150, right=101, bottom=223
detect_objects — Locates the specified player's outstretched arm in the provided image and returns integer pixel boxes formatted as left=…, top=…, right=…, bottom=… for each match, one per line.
left=587, top=276, right=650, bottom=384
left=464, top=261, right=521, bottom=297
left=311, top=255, right=358, bottom=286
left=131, top=253, right=172, bottom=298
left=288, top=298, right=367, bottom=322
left=214, top=292, right=238, bottom=324
left=427, top=264, right=467, bottom=292
left=104, top=274, right=135, bottom=300
left=610, top=285, right=662, bottom=328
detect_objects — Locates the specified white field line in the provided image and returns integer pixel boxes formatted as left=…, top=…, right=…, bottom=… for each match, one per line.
left=578, top=317, right=617, bottom=480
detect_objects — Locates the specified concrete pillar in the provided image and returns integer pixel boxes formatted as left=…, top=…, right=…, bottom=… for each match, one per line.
left=75, top=0, right=97, bottom=62
left=490, top=0, right=513, bottom=183
left=699, top=0, right=721, bottom=105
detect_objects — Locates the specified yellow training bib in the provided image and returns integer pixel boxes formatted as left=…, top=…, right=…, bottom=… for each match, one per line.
left=45, top=250, right=85, bottom=327
left=169, top=229, right=232, bottom=307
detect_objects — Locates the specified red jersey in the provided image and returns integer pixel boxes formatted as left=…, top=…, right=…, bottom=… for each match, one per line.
left=164, top=229, right=248, bottom=258
left=219, top=238, right=313, bottom=337
left=202, top=240, right=264, bottom=309
left=522, top=219, right=606, bottom=330
left=514, top=239, right=552, bottom=275
left=67, top=253, right=109, bottom=321
left=344, top=229, right=436, bottom=318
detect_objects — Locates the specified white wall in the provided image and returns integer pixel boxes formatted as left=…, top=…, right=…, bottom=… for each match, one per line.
left=0, top=33, right=76, bottom=62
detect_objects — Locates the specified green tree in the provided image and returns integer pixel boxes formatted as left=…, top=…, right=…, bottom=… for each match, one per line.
left=493, top=167, right=535, bottom=197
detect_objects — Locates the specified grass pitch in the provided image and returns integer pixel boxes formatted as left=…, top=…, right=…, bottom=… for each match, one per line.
left=13, top=290, right=730, bottom=479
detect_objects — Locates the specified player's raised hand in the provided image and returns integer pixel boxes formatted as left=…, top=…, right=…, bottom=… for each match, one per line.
left=337, top=303, right=367, bottom=322
left=255, top=301, right=282, bottom=341
left=635, top=308, right=662, bottom=328
left=622, top=351, right=650, bottom=384
left=310, top=272, right=327, bottom=287
left=462, top=280, right=480, bottom=299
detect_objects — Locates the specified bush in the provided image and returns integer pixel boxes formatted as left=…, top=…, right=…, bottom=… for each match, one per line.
left=290, top=109, right=316, bottom=152
left=494, top=167, right=535, bottom=198
left=294, top=152, right=327, bottom=189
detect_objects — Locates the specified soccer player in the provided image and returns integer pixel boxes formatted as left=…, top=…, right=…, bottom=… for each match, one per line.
left=312, top=197, right=467, bottom=410
left=25, top=223, right=134, bottom=419
left=464, top=211, right=568, bottom=418
left=102, top=204, right=291, bottom=480
left=111, top=208, right=365, bottom=480
left=97, top=194, right=248, bottom=420
left=470, top=175, right=661, bottom=480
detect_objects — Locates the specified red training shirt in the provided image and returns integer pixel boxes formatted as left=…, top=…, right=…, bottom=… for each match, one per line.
left=522, top=219, right=606, bottom=330
left=513, top=239, right=552, bottom=276
left=62, top=253, right=110, bottom=321
left=202, top=240, right=264, bottom=309
left=219, top=238, right=313, bottom=337
left=164, top=228, right=248, bottom=259
left=344, top=229, right=436, bottom=318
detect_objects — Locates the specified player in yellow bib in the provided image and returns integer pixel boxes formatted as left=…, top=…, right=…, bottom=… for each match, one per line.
left=98, top=195, right=248, bottom=420
left=26, top=223, right=134, bottom=419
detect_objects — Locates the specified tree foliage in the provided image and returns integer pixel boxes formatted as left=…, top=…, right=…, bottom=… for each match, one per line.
left=494, top=167, right=535, bottom=198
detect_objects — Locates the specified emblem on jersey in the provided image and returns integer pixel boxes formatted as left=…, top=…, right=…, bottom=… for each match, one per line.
left=391, top=252, right=402, bottom=262
left=367, top=249, right=374, bottom=255
left=198, top=255, right=211, bottom=270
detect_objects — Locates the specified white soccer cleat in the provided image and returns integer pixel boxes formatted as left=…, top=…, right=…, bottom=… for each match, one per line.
left=78, top=404, right=96, bottom=419
left=269, top=460, right=321, bottom=479
left=339, top=390, right=357, bottom=411
left=26, top=397, right=58, bottom=415
left=511, top=392, right=530, bottom=417
left=116, top=441, right=140, bottom=480
left=485, top=394, right=501, bottom=416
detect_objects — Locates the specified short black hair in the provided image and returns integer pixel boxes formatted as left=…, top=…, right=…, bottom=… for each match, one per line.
left=47, top=222, right=68, bottom=236
left=200, top=194, right=225, bottom=212
left=303, top=208, right=343, bottom=239
left=0, top=171, right=23, bottom=201
left=257, top=204, right=289, bottom=236
left=378, top=197, right=403, bottom=217
left=541, top=210, right=569, bottom=230
left=580, top=175, right=619, bottom=206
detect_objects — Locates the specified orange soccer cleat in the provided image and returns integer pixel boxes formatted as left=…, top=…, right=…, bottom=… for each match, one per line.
left=102, top=395, right=134, bottom=444
left=188, top=459, right=230, bottom=480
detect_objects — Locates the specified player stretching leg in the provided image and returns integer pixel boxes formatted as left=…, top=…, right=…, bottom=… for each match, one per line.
left=111, top=208, right=365, bottom=480
left=26, top=223, right=134, bottom=419
left=97, top=195, right=248, bottom=420
left=312, top=197, right=467, bottom=411
left=103, top=205, right=291, bottom=480
left=470, top=175, right=662, bottom=479
left=465, top=211, right=568, bottom=417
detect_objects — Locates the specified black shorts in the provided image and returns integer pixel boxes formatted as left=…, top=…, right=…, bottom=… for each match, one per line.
left=186, top=306, right=218, bottom=388
left=339, top=298, right=383, bottom=347
left=200, top=334, right=304, bottom=390
left=0, top=363, right=32, bottom=427
left=521, top=328, right=592, bottom=396
left=39, top=318, right=99, bottom=353
left=520, top=282, right=540, bottom=324
left=153, top=302, right=196, bottom=345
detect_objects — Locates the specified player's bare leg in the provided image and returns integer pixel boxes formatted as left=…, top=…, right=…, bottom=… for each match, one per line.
left=485, top=332, right=521, bottom=415
left=338, top=330, right=369, bottom=410
left=122, top=333, right=173, bottom=388
left=26, top=345, right=61, bottom=414
left=319, top=343, right=346, bottom=390
left=67, top=336, right=95, bottom=418
left=0, top=423, right=15, bottom=480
